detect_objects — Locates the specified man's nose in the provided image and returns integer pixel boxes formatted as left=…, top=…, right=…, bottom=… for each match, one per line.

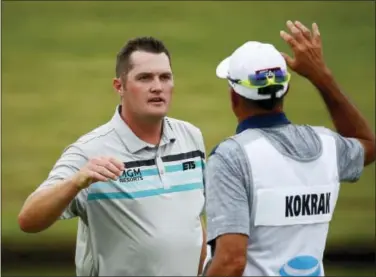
left=150, top=78, right=163, bottom=93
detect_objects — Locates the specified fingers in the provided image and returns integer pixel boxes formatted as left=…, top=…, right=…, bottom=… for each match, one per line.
left=294, top=21, right=311, bottom=41
left=91, top=164, right=119, bottom=181
left=280, top=52, right=295, bottom=68
left=88, top=157, right=125, bottom=181
left=90, top=172, right=109, bottom=182
left=286, top=20, right=306, bottom=44
left=281, top=20, right=323, bottom=56
left=279, top=20, right=326, bottom=79
left=312, top=22, right=321, bottom=45
left=102, top=161, right=123, bottom=176
left=280, top=30, right=299, bottom=49
left=282, top=20, right=320, bottom=46
left=109, top=157, right=125, bottom=171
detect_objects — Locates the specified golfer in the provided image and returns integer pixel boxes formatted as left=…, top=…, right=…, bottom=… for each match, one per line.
left=18, top=37, right=208, bottom=276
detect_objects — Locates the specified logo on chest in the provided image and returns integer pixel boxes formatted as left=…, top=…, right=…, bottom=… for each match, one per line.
left=182, top=161, right=196, bottom=171
left=119, top=168, right=143, bottom=182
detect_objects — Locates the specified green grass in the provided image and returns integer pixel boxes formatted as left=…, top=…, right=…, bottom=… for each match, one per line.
left=2, top=0, right=375, bottom=250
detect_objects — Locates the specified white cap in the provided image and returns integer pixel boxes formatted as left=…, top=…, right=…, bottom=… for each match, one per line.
left=216, top=41, right=289, bottom=100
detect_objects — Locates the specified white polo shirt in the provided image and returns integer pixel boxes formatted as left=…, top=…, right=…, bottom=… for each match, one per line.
left=37, top=105, right=206, bottom=276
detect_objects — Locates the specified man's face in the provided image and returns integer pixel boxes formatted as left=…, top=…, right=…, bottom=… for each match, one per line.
left=114, top=51, right=173, bottom=121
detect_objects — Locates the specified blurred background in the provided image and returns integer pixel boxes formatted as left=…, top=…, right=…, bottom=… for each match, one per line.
left=2, top=1, right=375, bottom=276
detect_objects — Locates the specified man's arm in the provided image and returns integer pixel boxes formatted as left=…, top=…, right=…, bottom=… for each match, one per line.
left=280, top=20, right=375, bottom=166
left=18, top=146, right=88, bottom=232
left=204, top=140, right=250, bottom=277
left=205, top=234, right=248, bottom=277
left=311, top=70, right=375, bottom=166
left=18, top=146, right=124, bottom=233
left=195, top=127, right=208, bottom=276
left=18, top=175, right=85, bottom=233
left=198, top=216, right=207, bottom=276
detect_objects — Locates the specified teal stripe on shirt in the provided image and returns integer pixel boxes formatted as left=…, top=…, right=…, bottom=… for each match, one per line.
left=165, top=160, right=202, bottom=173
left=91, top=169, right=203, bottom=191
left=91, top=160, right=203, bottom=189
left=87, top=182, right=203, bottom=200
left=141, top=168, right=159, bottom=177
left=103, top=160, right=203, bottom=179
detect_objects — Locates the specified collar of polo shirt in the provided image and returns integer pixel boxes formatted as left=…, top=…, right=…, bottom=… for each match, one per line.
left=111, top=105, right=176, bottom=153
left=236, top=112, right=291, bottom=134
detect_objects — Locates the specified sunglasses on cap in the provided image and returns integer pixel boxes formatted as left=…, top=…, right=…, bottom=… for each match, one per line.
left=227, top=69, right=291, bottom=89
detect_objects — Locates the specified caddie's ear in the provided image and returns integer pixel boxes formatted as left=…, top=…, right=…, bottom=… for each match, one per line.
left=230, top=87, right=240, bottom=108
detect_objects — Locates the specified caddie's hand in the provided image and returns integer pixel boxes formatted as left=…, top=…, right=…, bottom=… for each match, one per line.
left=280, top=20, right=329, bottom=81
left=74, top=157, right=124, bottom=189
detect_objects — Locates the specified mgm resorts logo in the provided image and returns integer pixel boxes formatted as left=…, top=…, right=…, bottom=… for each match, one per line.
left=119, top=168, right=143, bottom=182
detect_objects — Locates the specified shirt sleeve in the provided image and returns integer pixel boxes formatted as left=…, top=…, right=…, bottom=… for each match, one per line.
left=193, top=127, right=207, bottom=217
left=201, top=156, right=207, bottom=217
left=333, top=134, right=365, bottom=183
left=205, top=139, right=251, bottom=246
left=36, top=144, right=89, bottom=219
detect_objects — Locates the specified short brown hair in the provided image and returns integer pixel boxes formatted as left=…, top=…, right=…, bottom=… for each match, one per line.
left=115, top=36, right=171, bottom=78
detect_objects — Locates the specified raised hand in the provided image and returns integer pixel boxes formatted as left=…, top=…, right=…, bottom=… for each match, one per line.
left=280, top=20, right=330, bottom=81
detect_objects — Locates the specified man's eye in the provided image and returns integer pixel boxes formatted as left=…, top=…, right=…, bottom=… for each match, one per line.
left=138, top=75, right=150, bottom=80
left=161, top=75, right=171, bottom=80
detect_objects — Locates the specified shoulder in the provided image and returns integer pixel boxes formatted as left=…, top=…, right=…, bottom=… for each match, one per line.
left=209, top=129, right=263, bottom=158
left=310, top=125, right=352, bottom=146
left=309, top=125, right=358, bottom=145
left=166, top=117, right=203, bottom=136
left=70, top=121, right=116, bottom=153
left=209, top=137, right=244, bottom=162
left=44, top=123, right=115, bottom=174
left=166, top=117, right=205, bottom=150
left=210, top=138, right=234, bottom=157
left=310, top=125, right=337, bottom=138
left=309, top=125, right=364, bottom=155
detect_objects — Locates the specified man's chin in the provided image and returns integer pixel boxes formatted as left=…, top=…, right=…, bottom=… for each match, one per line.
left=144, top=108, right=168, bottom=121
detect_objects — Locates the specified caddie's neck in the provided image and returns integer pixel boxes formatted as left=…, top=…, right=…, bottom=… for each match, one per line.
left=120, top=107, right=163, bottom=146
left=230, top=88, right=283, bottom=123
left=236, top=105, right=283, bottom=123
